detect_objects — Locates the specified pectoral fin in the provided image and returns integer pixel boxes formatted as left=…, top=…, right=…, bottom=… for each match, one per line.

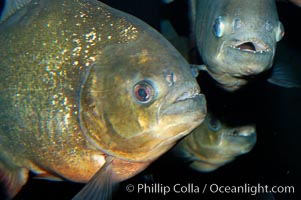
left=72, top=156, right=119, bottom=200
left=0, top=161, right=29, bottom=199
left=267, top=62, right=301, bottom=88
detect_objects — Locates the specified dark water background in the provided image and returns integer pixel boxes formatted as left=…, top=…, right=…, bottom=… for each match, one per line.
left=4, top=0, right=300, bottom=199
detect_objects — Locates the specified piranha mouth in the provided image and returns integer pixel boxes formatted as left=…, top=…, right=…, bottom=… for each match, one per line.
left=230, top=39, right=271, bottom=53
left=176, top=87, right=200, bottom=102
left=161, top=87, right=206, bottom=116
left=224, top=128, right=257, bottom=151
left=226, top=129, right=256, bottom=138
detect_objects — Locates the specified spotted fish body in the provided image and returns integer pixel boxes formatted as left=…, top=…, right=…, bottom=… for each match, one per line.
left=173, top=113, right=256, bottom=172
left=0, top=0, right=207, bottom=199
left=191, top=0, right=285, bottom=91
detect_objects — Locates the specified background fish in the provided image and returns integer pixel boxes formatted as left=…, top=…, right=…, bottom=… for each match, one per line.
left=172, top=112, right=256, bottom=172
left=161, top=0, right=300, bottom=91
left=0, top=0, right=207, bottom=199
left=191, top=0, right=285, bottom=91
left=279, top=0, right=301, bottom=6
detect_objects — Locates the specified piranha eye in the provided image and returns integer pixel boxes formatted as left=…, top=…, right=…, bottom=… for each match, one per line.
left=133, top=81, right=154, bottom=104
left=213, top=16, right=226, bottom=38
left=275, top=21, right=285, bottom=42
left=207, top=115, right=221, bottom=131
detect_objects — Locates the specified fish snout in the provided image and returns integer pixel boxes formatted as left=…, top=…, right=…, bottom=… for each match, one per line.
left=225, top=126, right=257, bottom=153
left=227, top=125, right=256, bottom=138
left=176, top=87, right=200, bottom=102
left=159, top=66, right=207, bottom=122
left=160, top=85, right=206, bottom=116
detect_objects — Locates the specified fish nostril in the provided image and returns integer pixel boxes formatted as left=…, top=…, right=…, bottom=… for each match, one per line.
left=265, top=20, right=273, bottom=32
left=236, top=42, right=256, bottom=51
left=232, top=130, right=239, bottom=136
left=165, top=72, right=176, bottom=86
left=234, top=18, right=242, bottom=29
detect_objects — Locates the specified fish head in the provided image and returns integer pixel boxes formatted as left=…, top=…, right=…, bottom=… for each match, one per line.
left=196, top=0, right=284, bottom=90
left=197, top=113, right=256, bottom=155
left=180, top=113, right=256, bottom=172
left=79, top=22, right=207, bottom=162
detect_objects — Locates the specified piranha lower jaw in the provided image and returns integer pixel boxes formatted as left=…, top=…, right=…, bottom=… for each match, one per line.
left=189, top=157, right=234, bottom=173
left=154, top=86, right=206, bottom=143
left=230, top=39, right=271, bottom=54
left=205, top=71, right=248, bottom=92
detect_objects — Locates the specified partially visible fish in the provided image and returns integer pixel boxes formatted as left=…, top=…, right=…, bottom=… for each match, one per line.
left=159, top=18, right=300, bottom=89
left=0, top=0, right=207, bottom=199
left=172, top=113, right=256, bottom=172
left=290, top=0, right=301, bottom=6
left=278, top=0, right=301, bottom=7
left=191, top=0, right=285, bottom=91
left=159, top=18, right=301, bottom=89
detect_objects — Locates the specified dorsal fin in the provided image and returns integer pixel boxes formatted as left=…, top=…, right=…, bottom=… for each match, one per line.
left=268, top=62, right=301, bottom=88
left=0, top=0, right=32, bottom=23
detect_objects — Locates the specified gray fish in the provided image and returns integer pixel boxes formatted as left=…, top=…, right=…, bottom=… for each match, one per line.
left=162, top=0, right=301, bottom=91
left=0, top=0, right=207, bottom=199
left=191, top=0, right=285, bottom=91
left=173, top=113, right=256, bottom=172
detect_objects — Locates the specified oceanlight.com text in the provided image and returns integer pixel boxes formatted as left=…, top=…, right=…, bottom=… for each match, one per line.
left=125, top=183, right=295, bottom=196
left=208, top=183, right=294, bottom=196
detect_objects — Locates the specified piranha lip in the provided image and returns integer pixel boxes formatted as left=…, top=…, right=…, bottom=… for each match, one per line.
left=230, top=39, right=271, bottom=54
left=228, top=130, right=256, bottom=137
left=223, top=129, right=257, bottom=153
left=160, top=87, right=205, bottom=116
left=176, top=87, right=200, bottom=102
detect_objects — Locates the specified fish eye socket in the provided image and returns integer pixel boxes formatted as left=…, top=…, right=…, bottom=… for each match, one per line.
left=207, top=115, right=221, bottom=131
left=133, top=81, right=154, bottom=104
left=213, top=16, right=225, bottom=38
